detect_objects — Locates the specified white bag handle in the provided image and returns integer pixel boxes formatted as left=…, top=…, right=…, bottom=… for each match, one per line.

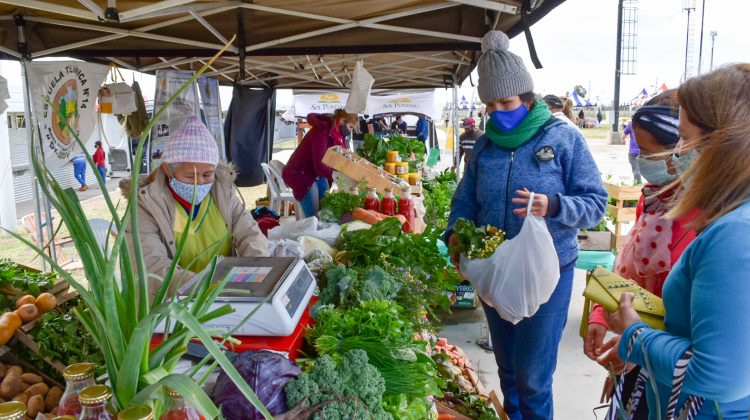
left=527, top=191, right=535, bottom=216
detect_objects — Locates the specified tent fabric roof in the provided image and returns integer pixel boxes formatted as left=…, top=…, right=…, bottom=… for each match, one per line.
left=0, top=0, right=565, bottom=89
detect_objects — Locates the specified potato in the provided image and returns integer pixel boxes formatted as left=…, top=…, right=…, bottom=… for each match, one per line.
left=21, top=373, right=42, bottom=385
left=0, top=363, right=7, bottom=381
left=15, top=304, right=39, bottom=323
left=15, top=295, right=36, bottom=309
left=6, top=365, right=22, bottom=378
left=34, top=293, right=56, bottom=314
left=27, top=394, right=44, bottom=417
left=44, top=386, right=62, bottom=411
left=0, top=374, right=23, bottom=399
left=12, top=392, right=28, bottom=404
left=26, top=382, right=48, bottom=397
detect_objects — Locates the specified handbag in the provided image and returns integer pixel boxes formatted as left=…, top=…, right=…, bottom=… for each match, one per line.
left=580, top=266, right=665, bottom=338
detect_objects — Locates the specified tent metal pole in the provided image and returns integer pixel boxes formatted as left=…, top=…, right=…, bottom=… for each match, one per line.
left=21, top=61, right=56, bottom=268
left=612, top=0, right=623, bottom=133
left=452, top=86, right=459, bottom=178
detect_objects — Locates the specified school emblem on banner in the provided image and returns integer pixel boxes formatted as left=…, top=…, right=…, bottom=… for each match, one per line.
left=26, top=61, right=109, bottom=168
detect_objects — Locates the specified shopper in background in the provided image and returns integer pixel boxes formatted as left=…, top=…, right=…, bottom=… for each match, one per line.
left=583, top=90, right=697, bottom=418
left=283, top=109, right=358, bottom=218
left=416, top=116, right=430, bottom=143
left=391, top=115, right=407, bottom=134
left=577, top=109, right=586, bottom=128
left=446, top=30, right=607, bottom=420
left=120, top=115, right=268, bottom=298
left=607, top=64, right=750, bottom=420
left=543, top=94, right=580, bottom=131
left=562, top=98, right=576, bottom=123
left=93, top=141, right=106, bottom=182
left=72, top=153, right=88, bottom=191
left=457, top=117, right=483, bottom=168
left=596, top=108, right=604, bottom=126
left=369, top=114, right=388, bottom=138
left=622, top=121, right=642, bottom=184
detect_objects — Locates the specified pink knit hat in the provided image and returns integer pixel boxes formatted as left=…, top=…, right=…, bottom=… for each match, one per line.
left=163, top=115, right=220, bottom=165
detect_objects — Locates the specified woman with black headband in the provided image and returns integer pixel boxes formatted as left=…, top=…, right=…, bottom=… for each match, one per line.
left=583, top=90, right=699, bottom=417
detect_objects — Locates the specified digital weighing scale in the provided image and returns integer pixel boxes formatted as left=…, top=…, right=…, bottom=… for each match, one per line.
left=155, top=257, right=316, bottom=336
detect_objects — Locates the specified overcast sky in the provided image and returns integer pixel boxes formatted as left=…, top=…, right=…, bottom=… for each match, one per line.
left=440, top=0, right=746, bottom=106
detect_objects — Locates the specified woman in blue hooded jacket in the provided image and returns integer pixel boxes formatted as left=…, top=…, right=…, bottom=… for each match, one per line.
left=447, top=31, right=607, bottom=420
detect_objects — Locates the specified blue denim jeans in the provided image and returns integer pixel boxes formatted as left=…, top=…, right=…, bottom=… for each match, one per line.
left=299, top=177, right=329, bottom=218
left=482, top=268, right=574, bottom=420
left=97, top=165, right=106, bottom=182
left=73, top=161, right=86, bottom=187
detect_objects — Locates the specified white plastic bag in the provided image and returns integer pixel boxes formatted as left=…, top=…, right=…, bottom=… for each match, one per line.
left=460, top=193, right=560, bottom=324
left=345, top=61, right=374, bottom=114
left=268, top=239, right=305, bottom=258
left=267, top=217, right=318, bottom=241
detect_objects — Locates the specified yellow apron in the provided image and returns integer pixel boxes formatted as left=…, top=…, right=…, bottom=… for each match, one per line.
left=172, top=196, right=231, bottom=273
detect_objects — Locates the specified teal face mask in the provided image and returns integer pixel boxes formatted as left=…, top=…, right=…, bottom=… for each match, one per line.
left=637, top=156, right=677, bottom=186
left=672, top=149, right=699, bottom=178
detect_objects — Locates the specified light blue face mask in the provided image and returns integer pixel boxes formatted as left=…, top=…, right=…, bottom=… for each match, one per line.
left=672, top=149, right=699, bottom=178
left=636, top=156, right=677, bottom=186
left=169, top=177, right=213, bottom=205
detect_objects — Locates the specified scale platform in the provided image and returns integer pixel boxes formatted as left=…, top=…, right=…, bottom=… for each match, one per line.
left=156, top=257, right=317, bottom=336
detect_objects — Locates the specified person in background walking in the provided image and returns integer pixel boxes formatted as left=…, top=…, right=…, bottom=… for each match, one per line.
left=543, top=94, right=580, bottom=131
left=577, top=109, right=586, bottom=128
left=596, top=108, right=603, bottom=126
left=72, top=154, right=87, bottom=191
left=457, top=117, right=483, bottom=168
left=477, top=110, right=486, bottom=131
left=447, top=30, right=607, bottom=420
left=622, top=121, right=642, bottom=184
left=416, top=116, right=429, bottom=144
left=93, top=141, right=106, bottom=182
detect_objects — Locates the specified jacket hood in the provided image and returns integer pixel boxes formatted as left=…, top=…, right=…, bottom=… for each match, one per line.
left=306, top=113, right=334, bottom=130
left=120, top=161, right=238, bottom=200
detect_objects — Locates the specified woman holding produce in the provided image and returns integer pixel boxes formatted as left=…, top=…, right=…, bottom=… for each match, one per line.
left=120, top=116, right=268, bottom=299
left=607, top=64, right=750, bottom=419
left=283, top=109, right=358, bottom=218
left=583, top=90, right=697, bottom=417
left=446, top=30, right=607, bottom=419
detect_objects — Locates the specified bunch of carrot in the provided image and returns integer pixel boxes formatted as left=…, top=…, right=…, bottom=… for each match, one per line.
left=351, top=208, right=407, bottom=226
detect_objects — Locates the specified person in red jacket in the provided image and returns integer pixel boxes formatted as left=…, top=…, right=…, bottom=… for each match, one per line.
left=282, top=109, right=358, bottom=218
left=583, top=90, right=699, bottom=417
left=93, top=141, right=106, bottom=182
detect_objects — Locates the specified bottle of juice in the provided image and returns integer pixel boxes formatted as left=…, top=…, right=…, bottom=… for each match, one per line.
left=398, top=188, right=415, bottom=233
left=79, top=385, right=114, bottom=420
left=364, top=187, right=380, bottom=212
left=161, top=389, right=205, bottom=420
left=58, top=363, right=97, bottom=417
left=380, top=188, right=397, bottom=216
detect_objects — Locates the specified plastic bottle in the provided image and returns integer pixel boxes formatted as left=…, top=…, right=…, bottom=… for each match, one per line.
left=58, top=363, right=97, bottom=417
left=380, top=188, right=397, bottom=216
left=398, top=188, right=415, bottom=233
left=79, top=385, right=114, bottom=420
left=0, top=401, right=26, bottom=420
left=364, top=187, right=380, bottom=212
left=161, top=389, right=205, bottom=420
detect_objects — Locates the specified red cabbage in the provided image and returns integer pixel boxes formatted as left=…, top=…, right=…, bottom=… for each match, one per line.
left=212, top=350, right=301, bottom=419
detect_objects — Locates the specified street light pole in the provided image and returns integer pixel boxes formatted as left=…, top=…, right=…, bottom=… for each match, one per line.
left=697, top=0, right=706, bottom=74
left=709, top=30, right=717, bottom=71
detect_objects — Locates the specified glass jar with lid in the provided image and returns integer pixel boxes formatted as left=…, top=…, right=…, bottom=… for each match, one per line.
left=161, top=388, right=204, bottom=420
left=58, top=363, right=97, bottom=416
left=79, top=385, right=114, bottom=420
left=118, top=405, right=154, bottom=420
left=0, top=401, right=26, bottom=420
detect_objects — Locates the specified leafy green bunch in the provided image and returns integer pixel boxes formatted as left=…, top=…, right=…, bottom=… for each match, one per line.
left=319, top=190, right=365, bottom=223
left=311, top=266, right=400, bottom=317
left=450, top=219, right=506, bottom=259
left=359, top=134, right=426, bottom=170
left=0, top=258, right=55, bottom=296
left=422, top=169, right=458, bottom=231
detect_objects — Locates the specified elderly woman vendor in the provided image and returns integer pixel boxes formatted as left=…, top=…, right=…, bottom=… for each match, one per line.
left=122, top=115, right=268, bottom=296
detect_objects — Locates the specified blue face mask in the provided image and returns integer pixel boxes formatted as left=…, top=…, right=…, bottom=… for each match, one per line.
left=672, top=149, right=699, bottom=178
left=636, top=156, right=677, bottom=186
left=169, top=177, right=213, bottom=205
left=489, top=103, right=529, bottom=132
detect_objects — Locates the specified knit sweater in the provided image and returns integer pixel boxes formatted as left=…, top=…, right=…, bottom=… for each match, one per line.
left=619, top=200, right=750, bottom=419
left=446, top=117, right=607, bottom=268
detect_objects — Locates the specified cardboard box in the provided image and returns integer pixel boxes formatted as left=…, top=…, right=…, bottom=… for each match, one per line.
left=322, top=146, right=421, bottom=196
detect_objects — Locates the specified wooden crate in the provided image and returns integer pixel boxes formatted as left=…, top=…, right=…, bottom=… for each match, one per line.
left=322, top=147, right=420, bottom=196
left=604, top=182, right=642, bottom=201
left=604, top=183, right=642, bottom=252
left=607, top=204, right=637, bottom=223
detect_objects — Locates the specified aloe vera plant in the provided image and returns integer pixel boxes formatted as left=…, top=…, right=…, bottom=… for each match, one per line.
left=6, top=37, right=273, bottom=419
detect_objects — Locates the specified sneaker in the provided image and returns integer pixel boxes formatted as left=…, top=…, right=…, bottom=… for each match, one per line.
left=80, top=185, right=88, bottom=191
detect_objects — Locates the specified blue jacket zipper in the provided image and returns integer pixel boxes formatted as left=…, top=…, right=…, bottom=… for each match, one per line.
left=503, top=150, right=515, bottom=230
